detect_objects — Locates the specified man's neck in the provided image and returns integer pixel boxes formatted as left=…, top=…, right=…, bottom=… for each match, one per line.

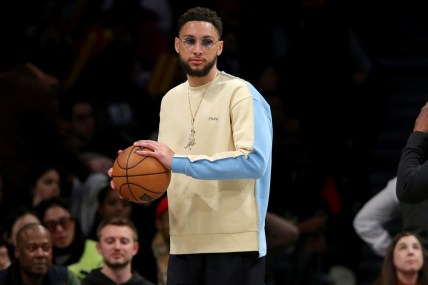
left=187, top=69, right=219, bottom=87
left=21, top=272, right=43, bottom=285
left=101, top=265, right=133, bottom=284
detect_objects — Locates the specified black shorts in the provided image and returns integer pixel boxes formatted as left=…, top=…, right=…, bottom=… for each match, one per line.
left=167, top=251, right=266, bottom=285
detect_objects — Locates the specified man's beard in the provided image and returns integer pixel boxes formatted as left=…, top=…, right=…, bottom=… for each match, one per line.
left=179, top=55, right=217, bottom=77
left=105, top=259, right=130, bottom=270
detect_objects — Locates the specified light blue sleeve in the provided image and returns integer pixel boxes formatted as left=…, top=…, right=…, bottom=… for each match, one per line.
left=172, top=83, right=273, bottom=181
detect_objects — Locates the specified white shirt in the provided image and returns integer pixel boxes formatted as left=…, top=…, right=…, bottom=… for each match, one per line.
left=353, top=177, right=400, bottom=256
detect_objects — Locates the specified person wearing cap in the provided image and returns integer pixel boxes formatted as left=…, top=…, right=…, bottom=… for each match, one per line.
left=151, top=196, right=169, bottom=285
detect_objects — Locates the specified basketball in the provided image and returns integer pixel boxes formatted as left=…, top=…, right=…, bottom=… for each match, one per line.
left=111, top=145, right=171, bottom=203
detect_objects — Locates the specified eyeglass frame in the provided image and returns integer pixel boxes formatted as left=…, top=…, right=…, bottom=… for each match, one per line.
left=177, top=36, right=221, bottom=50
left=43, top=216, right=75, bottom=232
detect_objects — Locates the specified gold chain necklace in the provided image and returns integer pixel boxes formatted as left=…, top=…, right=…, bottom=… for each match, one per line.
left=184, top=74, right=217, bottom=149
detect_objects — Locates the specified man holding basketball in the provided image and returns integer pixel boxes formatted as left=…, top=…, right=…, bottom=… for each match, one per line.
left=109, top=6, right=273, bottom=285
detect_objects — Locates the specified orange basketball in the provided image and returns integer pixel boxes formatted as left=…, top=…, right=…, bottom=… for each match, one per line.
left=111, top=145, right=171, bottom=203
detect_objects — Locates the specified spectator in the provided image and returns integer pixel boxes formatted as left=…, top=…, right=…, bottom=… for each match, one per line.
left=397, top=102, right=428, bottom=203
left=353, top=177, right=400, bottom=257
left=0, top=51, right=91, bottom=216
left=69, top=173, right=110, bottom=237
left=1, top=206, right=40, bottom=247
left=59, top=90, right=115, bottom=172
left=372, top=231, right=428, bottom=285
left=82, top=216, right=155, bottom=285
left=35, top=197, right=103, bottom=280
left=87, top=185, right=132, bottom=241
left=0, top=223, right=80, bottom=285
left=0, top=206, right=41, bottom=266
left=23, top=163, right=62, bottom=208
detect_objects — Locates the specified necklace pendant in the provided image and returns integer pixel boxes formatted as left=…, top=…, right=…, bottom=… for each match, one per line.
left=184, top=128, right=196, bottom=149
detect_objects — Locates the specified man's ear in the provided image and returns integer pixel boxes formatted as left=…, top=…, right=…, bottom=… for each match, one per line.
left=217, top=41, right=224, bottom=56
left=174, top=38, right=180, bottom=54
left=14, top=247, right=20, bottom=259
left=133, top=241, right=139, bottom=256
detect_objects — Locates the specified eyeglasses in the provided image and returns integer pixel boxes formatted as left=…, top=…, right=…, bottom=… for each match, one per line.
left=178, top=37, right=219, bottom=50
left=43, top=217, right=74, bottom=232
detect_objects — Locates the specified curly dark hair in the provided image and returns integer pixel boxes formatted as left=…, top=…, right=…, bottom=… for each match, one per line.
left=177, top=7, right=223, bottom=39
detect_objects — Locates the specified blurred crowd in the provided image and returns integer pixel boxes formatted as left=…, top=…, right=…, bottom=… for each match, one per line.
left=0, top=0, right=404, bottom=284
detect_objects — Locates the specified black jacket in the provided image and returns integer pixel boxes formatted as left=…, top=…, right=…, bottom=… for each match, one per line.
left=0, top=261, right=69, bottom=285
left=81, top=268, right=155, bottom=285
left=397, top=131, right=428, bottom=203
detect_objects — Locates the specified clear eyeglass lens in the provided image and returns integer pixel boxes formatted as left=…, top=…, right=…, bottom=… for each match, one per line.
left=182, top=38, right=215, bottom=49
left=200, top=39, right=214, bottom=48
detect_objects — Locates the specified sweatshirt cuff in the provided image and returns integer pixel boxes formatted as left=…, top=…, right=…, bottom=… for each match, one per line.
left=171, top=156, right=186, bottom=174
